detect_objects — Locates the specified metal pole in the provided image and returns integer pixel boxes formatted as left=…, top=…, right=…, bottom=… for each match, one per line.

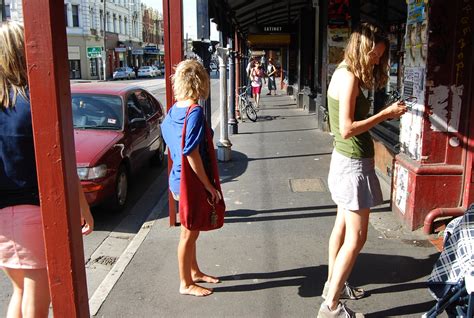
left=196, top=0, right=212, bottom=126
left=227, top=39, right=237, bottom=135
left=102, top=0, right=107, bottom=80
left=216, top=46, right=231, bottom=161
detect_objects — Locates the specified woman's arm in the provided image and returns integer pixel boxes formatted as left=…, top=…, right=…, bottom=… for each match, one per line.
left=186, top=145, right=221, bottom=203
left=338, top=70, right=406, bottom=139
left=78, top=179, right=94, bottom=235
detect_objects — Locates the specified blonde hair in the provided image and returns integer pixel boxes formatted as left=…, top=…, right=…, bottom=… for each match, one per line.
left=344, top=22, right=389, bottom=90
left=0, top=21, right=28, bottom=108
left=171, top=59, right=209, bottom=101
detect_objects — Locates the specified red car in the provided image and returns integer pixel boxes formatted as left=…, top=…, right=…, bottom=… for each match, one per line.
left=71, top=83, right=165, bottom=210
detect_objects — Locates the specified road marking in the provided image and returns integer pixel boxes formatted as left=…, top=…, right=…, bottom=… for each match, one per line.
left=88, top=192, right=168, bottom=316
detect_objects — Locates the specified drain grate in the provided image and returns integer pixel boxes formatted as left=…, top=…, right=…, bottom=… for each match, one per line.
left=289, top=178, right=327, bottom=192
left=93, top=255, right=118, bottom=267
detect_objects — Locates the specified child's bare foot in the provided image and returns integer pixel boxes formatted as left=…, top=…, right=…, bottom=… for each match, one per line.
left=192, top=273, right=220, bottom=284
left=179, top=284, right=213, bottom=297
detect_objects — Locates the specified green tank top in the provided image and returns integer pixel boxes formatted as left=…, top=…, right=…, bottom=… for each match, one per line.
left=328, top=65, right=374, bottom=158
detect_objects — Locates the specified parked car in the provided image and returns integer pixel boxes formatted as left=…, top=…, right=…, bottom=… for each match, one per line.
left=113, top=67, right=136, bottom=80
left=138, top=66, right=156, bottom=78
left=152, top=65, right=162, bottom=76
left=71, top=83, right=165, bottom=210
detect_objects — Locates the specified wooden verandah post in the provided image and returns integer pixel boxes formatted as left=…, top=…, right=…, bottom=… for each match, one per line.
left=163, top=0, right=183, bottom=226
left=22, top=0, right=89, bottom=316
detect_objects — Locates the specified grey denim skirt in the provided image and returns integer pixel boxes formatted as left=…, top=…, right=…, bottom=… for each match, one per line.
left=327, top=149, right=383, bottom=211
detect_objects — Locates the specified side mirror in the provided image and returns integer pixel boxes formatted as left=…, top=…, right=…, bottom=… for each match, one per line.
left=130, top=117, right=146, bottom=129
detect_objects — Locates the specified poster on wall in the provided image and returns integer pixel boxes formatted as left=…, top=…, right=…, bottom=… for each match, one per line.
left=405, top=0, right=428, bottom=67
left=394, top=164, right=409, bottom=215
left=400, top=67, right=425, bottom=160
left=328, top=0, right=350, bottom=27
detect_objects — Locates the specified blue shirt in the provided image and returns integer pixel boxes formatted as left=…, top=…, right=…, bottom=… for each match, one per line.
left=0, top=90, right=40, bottom=208
left=161, top=104, right=205, bottom=195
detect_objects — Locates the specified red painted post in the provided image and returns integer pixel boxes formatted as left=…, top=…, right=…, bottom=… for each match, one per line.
left=163, top=0, right=183, bottom=226
left=22, top=1, right=89, bottom=316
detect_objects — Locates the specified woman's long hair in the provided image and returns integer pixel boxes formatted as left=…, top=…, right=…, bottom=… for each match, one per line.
left=344, top=22, right=389, bottom=90
left=0, top=21, right=28, bottom=108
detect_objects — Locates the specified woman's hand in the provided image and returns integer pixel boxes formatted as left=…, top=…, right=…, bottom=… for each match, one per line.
left=383, top=100, right=407, bottom=119
left=205, top=185, right=222, bottom=204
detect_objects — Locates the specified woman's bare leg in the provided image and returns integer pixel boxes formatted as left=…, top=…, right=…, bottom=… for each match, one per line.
left=22, top=269, right=50, bottom=318
left=325, top=208, right=370, bottom=310
left=3, top=268, right=24, bottom=318
left=191, top=241, right=220, bottom=284
left=3, top=267, right=50, bottom=318
left=178, top=226, right=212, bottom=296
left=327, top=206, right=346, bottom=283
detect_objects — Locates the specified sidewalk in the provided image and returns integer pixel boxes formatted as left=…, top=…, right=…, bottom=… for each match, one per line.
left=94, top=90, right=439, bottom=317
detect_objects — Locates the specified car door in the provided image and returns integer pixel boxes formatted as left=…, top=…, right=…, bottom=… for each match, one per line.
left=133, top=90, right=164, bottom=160
left=125, top=92, right=149, bottom=171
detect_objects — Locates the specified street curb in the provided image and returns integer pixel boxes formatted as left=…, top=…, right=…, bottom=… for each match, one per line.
left=88, top=192, right=168, bottom=316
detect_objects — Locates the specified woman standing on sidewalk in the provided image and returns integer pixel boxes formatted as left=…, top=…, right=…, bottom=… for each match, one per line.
left=161, top=59, right=222, bottom=297
left=318, top=22, right=406, bottom=318
left=266, top=58, right=277, bottom=96
left=0, top=21, right=94, bottom=318
left=250, top=61, right=266, bottom=107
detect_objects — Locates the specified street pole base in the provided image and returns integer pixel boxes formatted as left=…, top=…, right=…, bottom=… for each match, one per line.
left=217, top=145, right=232, bottom=162
left=228, top=121, right=238, bottom=135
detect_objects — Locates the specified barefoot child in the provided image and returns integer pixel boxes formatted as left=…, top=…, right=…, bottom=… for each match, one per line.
left=161, top=59, right=222, bottom=297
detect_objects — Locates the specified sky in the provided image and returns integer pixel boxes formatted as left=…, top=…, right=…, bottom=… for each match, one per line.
left=141, top=0, right=219, bottom=40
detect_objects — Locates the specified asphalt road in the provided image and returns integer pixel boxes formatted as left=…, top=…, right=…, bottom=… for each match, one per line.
left=0, top=75, right=222, bottom=314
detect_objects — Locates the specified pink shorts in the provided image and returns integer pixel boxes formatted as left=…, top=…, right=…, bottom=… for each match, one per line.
left=0, top=205, right=47, bottom=269
left=252, top=85, right=262, bottom=95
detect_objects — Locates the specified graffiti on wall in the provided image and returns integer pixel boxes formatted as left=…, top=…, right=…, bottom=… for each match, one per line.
left=394, top=163, right=409, bottom=215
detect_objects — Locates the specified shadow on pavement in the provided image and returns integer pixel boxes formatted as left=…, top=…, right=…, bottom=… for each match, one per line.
left=237, top=127, right=318, bottom=135
left=225, top=205, right=337, bottom=223
left=214, top=266, right=326, bottom=298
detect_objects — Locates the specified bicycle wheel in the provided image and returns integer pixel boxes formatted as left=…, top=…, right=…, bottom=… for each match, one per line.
left=245, top=104, right=257, bottom=122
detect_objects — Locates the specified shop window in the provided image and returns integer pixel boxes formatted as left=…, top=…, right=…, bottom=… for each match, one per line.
left=69, top=60, right=81, bottom=79
left=90, top=58, right=99, bottom=77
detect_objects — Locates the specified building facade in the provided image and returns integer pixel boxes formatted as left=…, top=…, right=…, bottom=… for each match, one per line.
left=5, top=0, right=143, bottom=80
left=141, top=5, right=163, bottom=67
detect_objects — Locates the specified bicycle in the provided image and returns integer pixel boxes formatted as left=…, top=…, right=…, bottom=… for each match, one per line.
left=237, top=86, right=257, bottom=122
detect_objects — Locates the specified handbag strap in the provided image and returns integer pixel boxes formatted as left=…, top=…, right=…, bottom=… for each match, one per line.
left=181, top=104, right=204, bottom=150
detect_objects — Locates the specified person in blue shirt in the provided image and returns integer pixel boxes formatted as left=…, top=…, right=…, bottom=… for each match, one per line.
left=0, top=21, right=94, bottom=317
left=161, top=59, right=221, bottom=297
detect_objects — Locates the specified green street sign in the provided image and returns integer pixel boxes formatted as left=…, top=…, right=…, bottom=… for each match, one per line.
left=87, top=47, right=102, bottom=58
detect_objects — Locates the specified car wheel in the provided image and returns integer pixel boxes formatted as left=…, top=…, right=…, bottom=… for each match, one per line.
left=108, top=164, right=128, bottom=211
left=150, top=142, right=165, bottom=167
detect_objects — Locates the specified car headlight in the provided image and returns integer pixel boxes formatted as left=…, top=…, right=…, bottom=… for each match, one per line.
left=77, top=164, right=108, bottom=180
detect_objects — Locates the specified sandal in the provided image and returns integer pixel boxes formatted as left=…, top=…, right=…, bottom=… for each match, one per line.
left=322, top=281, right=365, bottom=300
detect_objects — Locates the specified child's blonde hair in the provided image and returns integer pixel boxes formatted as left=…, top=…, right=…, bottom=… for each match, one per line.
left=171, top=59, right=209, bottom=101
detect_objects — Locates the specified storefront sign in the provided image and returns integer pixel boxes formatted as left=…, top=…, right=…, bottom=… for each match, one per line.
left=114, top=47, right=126, bottom=52
left=132, top=49, right=144, bottom=55
left=248, top=25, right=290, bottom=34
left=68, top=46, right=80, bottom=60
left=87, top=46, right=102, bottom=58
left=144, top=46, right=159, bottom=54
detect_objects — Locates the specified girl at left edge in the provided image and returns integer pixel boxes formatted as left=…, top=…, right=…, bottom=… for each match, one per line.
left=0, top=21, right=94, bottom=318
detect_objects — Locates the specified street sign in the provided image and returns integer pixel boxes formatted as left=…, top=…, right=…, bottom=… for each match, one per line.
left=87, top=46, right=102, bottom=58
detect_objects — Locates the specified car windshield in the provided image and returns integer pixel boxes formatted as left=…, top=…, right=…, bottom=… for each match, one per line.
left=115, top=68, right=125, bottom=72
left=140, top=66, right=151, bottom=69
left=72, top=94, right=123, bottom=130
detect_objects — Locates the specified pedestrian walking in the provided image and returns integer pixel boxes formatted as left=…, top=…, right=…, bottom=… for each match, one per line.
left=161, top=59, right=223, bottom=297
left=0, top=21, right=94, bottom=318
left=318, top=22, right=407, bottom=318
left=250, top=61, right=266, bottom=107
left=266, top=58, right=277, bottom=96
